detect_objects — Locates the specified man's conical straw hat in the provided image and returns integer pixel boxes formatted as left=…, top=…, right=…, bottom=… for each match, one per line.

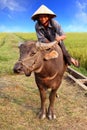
left=31, top=5, right=56, bottom=21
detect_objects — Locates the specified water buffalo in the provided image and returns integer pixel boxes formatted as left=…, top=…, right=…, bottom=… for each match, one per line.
left=13, top=41, right=67, bottom=120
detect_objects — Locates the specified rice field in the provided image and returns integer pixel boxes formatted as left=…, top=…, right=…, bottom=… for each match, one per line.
left=65, top=33, right=87, bottom=71
left=0, top=32, right=87, bottom=76
left=0, top=32, right=87, bottom=130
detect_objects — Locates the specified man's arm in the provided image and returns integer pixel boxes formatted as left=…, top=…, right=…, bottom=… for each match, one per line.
left=51, top=19, right=66, bottom=42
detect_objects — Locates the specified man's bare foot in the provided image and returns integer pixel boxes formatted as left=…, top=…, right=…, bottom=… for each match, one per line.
left=71, top=58, right=80, bottom=68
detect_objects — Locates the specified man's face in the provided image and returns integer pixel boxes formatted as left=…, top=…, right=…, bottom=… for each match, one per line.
left=38, top=14, right=49, bottom=26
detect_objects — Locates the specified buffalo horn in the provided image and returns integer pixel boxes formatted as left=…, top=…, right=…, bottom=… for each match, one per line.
left=36, top=41, right=58, bottom=50
left=18, top=42, right=24, bottom=47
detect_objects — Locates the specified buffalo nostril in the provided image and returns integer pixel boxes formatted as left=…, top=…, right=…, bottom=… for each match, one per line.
left=13, top=66, right=24, bottom=74
left=13, top=67, right=19, bottom=73
left=13, top=62, right=23, bottom=74
left=13, top=68, right=22, bottom=74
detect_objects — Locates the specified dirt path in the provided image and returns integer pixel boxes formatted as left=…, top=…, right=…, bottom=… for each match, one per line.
left=0, top=74, right=87, bottom=130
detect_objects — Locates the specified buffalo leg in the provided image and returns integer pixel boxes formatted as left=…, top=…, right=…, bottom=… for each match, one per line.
left=38, top=87, right=47, bottom=119
left=48, top=89, right=57, bottom=120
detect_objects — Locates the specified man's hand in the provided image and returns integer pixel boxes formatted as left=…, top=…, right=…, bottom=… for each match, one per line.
left=55, top=35, right=66, bottom=42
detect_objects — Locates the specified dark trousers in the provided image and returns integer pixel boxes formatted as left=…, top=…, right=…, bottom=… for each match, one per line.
left=59, top=41, right=71, bottom=65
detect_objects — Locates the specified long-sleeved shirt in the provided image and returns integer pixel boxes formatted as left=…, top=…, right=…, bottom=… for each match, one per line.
left=35, top=19, right=65, bottom=43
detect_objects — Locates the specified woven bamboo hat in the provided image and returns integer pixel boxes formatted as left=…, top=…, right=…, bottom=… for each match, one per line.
left=31, top=5, right=56, bottom=21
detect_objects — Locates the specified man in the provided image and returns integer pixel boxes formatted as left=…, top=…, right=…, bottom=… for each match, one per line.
left=31, top=5, right=79, bottom=67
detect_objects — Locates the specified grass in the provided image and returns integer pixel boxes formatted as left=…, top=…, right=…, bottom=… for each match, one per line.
left=0, top=33, right=19, bottom=75
left=0, top=32, right=87, bottom=76
left=65, top=32, right=87, bottom=75
left=0, top=74, right=87, bottom=130
left=65, top=33, right=87, bottom=62
left=0, top=32, right=87, bottom=129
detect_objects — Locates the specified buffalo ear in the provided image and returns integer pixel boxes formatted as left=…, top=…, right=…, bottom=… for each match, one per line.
left=44, top=50, right=58, bottom=60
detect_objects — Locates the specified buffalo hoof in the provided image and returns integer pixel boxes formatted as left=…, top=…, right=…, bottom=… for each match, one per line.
left=38, top=110, right=46, bottom=120
left=47, top=114, right=56, bottom=120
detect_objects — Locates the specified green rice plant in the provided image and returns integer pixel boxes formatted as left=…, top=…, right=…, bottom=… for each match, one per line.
left=65, top=32, right=87, bottom=75
left=15, top=32, right=37, bottom=41
left=0, top=33, right=8, bottom=47
left=0, top=32, right=87, bottom=76
left=0, top=33, right=19, bottom=75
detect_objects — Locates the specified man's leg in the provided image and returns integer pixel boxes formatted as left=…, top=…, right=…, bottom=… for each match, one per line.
left=59, top=41, right=71, bottom=65
left=59, top=41, right=80, bottom=67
